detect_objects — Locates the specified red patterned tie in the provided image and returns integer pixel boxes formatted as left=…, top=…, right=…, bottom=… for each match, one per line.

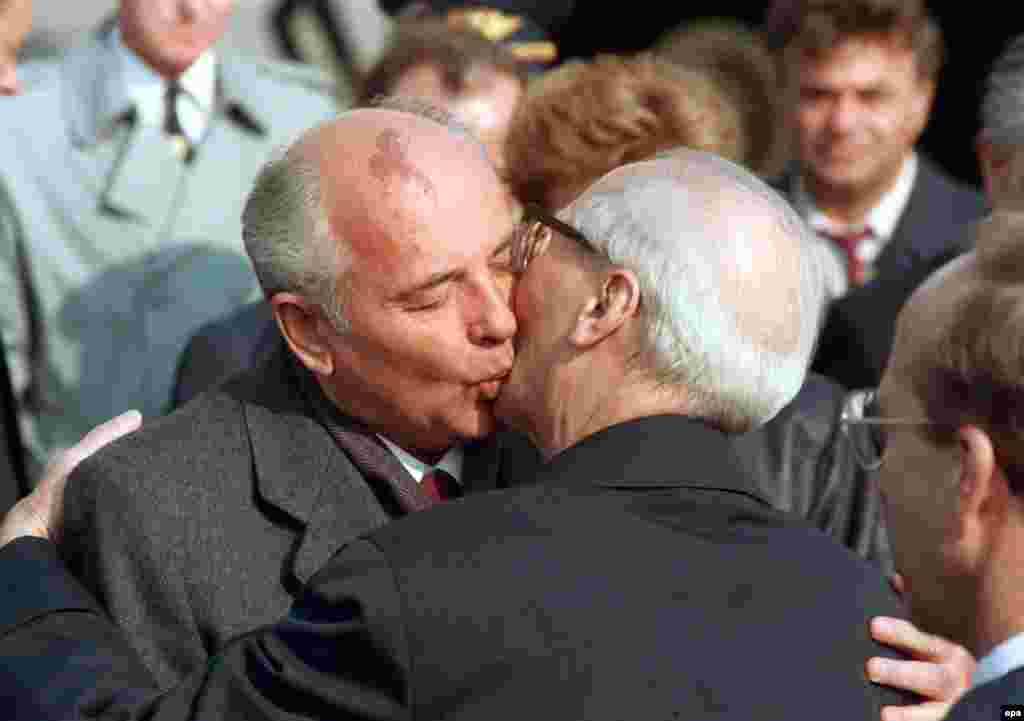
left=421, top=468, right=462, bottom=501
left=821, top=228, right=874, bottom=286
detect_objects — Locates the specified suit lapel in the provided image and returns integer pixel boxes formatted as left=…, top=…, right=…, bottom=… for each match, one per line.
left=101, top=124, right=190, bottom=224
left=58, top=36, right=149, bottom=234
left=67, top=42, right=273, bottom=238
left=60, top=29, right=182, bottom=230
left=171, top=58, right=269, bottom=244
left=240, top=350, right=391, bottom=586
left=872, top=158, right=954, bottom=275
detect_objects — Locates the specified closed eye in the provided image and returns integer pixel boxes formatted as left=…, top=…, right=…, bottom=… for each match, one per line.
left=408, top=296, right=447, bottom=312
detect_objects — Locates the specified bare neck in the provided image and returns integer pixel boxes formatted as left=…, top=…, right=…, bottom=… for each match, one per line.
left=527, top=359, right=688, bottom=462
left=969, top=525, right=1024, bottom=661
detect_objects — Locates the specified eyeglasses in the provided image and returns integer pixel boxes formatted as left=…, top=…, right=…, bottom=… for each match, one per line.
left=839, top=388, right=944, bottom=471
left=511, top=203, right=596, bottom=272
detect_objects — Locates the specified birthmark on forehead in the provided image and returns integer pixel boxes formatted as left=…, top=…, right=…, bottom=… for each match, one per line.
left=369, top=130, right=437, bottom=205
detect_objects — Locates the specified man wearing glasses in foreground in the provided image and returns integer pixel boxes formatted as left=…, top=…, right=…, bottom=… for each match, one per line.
left=0, top=147, right=943, bottom=719
left=842, top=211, right=1024, bottom=718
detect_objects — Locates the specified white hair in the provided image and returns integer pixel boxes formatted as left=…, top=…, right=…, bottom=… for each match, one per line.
left=981, top=35, right=1024, bottom=205
left=982, top=35, right=1024, bottom=144
left=564, top=149, right=826, bottom=431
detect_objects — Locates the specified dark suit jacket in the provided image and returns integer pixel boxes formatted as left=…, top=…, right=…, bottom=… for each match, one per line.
left=173, top=300, right=278, bottom=407
left=733, top=371, right=890, bottom=573
left=0, top=415, right=915, bottom=720
left=810, top=245, right=968, bottom=390
left=61, top=343, right=541, bottom=689
left=945, top=667, right=1024, bottom=720
left=775, top=155, right=984, bottom=284
left=176, top=303, right=891, bottom=570
left=773, top=155, right=986, bottom=389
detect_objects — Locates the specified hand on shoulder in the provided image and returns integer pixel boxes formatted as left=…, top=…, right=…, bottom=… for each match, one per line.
left=0, top=410, right=141, bottom=546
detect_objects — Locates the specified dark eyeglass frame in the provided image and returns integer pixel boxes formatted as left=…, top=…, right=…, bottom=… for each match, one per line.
left=511, top=203, right=596, bottom=272
left=839, top=388, right=945, bottom=471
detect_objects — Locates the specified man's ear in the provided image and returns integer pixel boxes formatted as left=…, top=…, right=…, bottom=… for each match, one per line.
left=976, top=136, right=1009, bottom=201
left=569, top=268, right=641, bottom=349
left=955, top=424, right=1005, bottom=562
left=271, top=292, right=336, bottom=376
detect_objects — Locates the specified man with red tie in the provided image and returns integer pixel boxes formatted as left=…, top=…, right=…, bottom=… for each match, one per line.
left=771, top=0, right=984, bottom=305
left=34, top=99, right=538, bottom=692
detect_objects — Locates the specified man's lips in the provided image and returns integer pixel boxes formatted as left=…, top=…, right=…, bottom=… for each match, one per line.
left=479, top=380, right=503, bottom=399
left=817, top=143, right=866, bottom=162
left=477, top=373, right=510, bottom=400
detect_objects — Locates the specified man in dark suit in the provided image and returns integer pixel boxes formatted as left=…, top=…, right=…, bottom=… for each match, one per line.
left=774, top=0, right=984, bottom=304
left=844, top=211, right=1024, bottom=718
left=176, top=28, right=895, bottom=581
left=0, top=148, right=928, bottom=720
left=51, top=100, right=545, bottom=690
left=172, top=298, right=276, bottom=407
left=772, top=1, right=985, bottom=394
left=811, top=30, right=1024, bottom=391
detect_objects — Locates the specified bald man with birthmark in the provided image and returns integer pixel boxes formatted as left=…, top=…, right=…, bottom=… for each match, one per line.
left=172, top=20, right=529, bottom=407
left=31, top=98, right=537, bottom=691
left=0, top=146, right=922, bottom=720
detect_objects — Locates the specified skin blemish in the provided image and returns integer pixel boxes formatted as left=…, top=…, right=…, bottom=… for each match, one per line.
left=369, top=130, right=438, bottom=206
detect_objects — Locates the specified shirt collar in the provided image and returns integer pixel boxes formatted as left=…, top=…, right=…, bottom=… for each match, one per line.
left=793, top=153, right=919, bottom=241
left=377, top=435, right=465, bottom=485
left=107, top=27, right=217, bottom=129
left=973, top=632, right=1024, bottom=689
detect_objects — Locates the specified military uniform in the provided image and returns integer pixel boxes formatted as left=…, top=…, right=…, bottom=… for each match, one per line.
left=379, top=0, right=567, bottom=72
left=0, top=22, right=338, bottom=475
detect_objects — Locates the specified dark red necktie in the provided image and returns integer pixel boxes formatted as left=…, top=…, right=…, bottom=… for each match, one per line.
left=821, top=228, right=874, bottom=286
left=421, top=468, right=462, bottom=501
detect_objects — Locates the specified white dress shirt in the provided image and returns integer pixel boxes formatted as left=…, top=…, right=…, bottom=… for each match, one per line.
left=378, top=435, right=465, bottom=486
left=792, top=153, right=919, bottom=300
left=110, top=28, right=217, bottom=146
left=973, top=632, right=1024, bottom=689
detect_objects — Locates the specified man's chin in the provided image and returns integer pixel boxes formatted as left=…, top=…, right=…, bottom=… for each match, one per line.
left=811, top=161, right=877, bottom=190
left=452, top=402, right=499, bottom=442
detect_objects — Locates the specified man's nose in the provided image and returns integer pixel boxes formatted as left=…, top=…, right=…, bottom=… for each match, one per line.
left=468, top=273, right=517, bottom=347
left=828, top=95, right=859, bottom=134
left=0, top=63, right=20, bottom=96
